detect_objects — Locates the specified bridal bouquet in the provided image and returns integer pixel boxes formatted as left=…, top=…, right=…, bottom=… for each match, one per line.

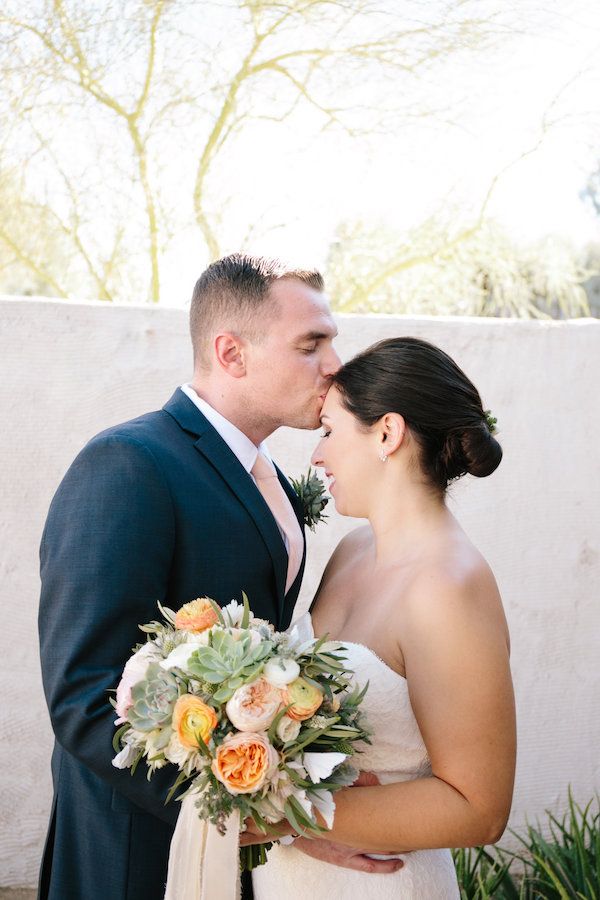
left=111, top=595, right=369, bottom=869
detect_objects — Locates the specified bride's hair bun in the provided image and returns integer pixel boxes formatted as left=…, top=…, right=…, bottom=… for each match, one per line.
left=333, top=336, right=502, bottom=492
left=437, top=426, right=502, bottom=485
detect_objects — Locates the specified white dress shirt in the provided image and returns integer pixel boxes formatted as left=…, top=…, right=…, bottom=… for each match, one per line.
left=179, top=384, right=288, bottom=548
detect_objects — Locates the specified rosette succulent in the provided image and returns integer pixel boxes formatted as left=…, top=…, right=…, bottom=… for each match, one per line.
left=186, top=628, right=274, bottom=703
left=127, top=663, right=179, bottom=732
left=289, top=468, right=329, bottom=531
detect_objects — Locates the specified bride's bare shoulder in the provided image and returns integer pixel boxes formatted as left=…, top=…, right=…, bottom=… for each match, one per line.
left=402, top=540, right=509, bottom=647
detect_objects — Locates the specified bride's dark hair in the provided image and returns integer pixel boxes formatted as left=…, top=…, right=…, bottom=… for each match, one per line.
left=332, top=337, right=502, bottom=492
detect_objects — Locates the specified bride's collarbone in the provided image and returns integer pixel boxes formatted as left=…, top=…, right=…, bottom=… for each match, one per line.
left=313, top=590, right=407, bottom=678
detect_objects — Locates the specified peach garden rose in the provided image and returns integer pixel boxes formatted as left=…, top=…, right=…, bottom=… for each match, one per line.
left=225, top=677, right=283, bottom=732
left=212, top=731, right=278, bottom=795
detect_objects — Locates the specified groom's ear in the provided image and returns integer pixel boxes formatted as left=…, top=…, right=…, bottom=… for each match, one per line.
left=379, top=413, right=406, bottom=456
left=214, top=332, right=247, bottom=378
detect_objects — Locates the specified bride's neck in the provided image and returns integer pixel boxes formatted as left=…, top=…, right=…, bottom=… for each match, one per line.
left=367, top=482, right=450, bottom=565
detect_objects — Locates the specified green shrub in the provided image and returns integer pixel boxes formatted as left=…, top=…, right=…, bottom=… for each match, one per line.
left=453, top=791, right=600, bottom=899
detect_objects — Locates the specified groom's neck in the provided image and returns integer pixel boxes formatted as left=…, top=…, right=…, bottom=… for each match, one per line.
left=188, top=378, right=275, bottom=447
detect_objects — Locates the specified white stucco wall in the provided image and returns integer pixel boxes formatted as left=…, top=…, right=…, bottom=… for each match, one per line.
left=1, top=296, right=598, bottom=887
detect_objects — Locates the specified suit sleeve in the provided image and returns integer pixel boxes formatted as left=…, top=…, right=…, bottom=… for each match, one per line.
left=39, top=432, right=180, bottom=824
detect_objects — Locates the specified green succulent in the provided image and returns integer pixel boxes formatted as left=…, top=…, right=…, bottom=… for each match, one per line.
left=128, top=663, right=179, bottom=732
left=186, top=628, right=274, bottom=703
left=289, top=467, right=329, bottom=531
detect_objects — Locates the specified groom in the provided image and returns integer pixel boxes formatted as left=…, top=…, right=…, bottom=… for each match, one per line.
left=38, top=254, right=397, bottom=900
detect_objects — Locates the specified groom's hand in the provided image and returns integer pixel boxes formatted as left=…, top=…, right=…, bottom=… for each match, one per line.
left=293, top=838, right=404, bottom=873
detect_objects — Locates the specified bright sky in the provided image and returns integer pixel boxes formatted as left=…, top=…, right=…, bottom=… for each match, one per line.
left=158, top=0, right=600, bottom=305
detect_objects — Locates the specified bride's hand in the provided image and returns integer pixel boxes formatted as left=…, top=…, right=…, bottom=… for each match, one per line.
left=239, top=817, right=297, bottom=847
left=352, top=770, right=380, bottom=787
left=293, top=837, right=404, bottom=873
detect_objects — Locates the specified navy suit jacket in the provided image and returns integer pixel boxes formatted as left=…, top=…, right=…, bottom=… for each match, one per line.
left=38, top=389, right=306, bottom=900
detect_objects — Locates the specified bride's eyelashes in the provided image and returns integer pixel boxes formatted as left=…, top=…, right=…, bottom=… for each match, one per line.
left=320, top=428, right=331, bottom=438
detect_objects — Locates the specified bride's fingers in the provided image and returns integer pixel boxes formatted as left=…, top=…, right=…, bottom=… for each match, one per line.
left=242, top=817, right=263, bottom=836
left=239, top=832, right=273, bottom=847
left=292, top=837, right=404, bottom=873
left=348, top=855, right=404, bottom=874
left=352, top=770, right=381, bottom=787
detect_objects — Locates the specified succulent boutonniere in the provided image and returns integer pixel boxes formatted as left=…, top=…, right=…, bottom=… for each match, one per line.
left=289, top=467, right=329, bottom=531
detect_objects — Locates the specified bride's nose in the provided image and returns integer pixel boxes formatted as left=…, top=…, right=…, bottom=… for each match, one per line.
left=311, top=442, right=324, bottom=468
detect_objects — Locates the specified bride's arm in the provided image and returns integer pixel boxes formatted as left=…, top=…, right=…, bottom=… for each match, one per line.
left=322, top=563, right=516, bottom=852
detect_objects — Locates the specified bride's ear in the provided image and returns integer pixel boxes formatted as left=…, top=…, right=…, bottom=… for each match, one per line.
left=378, top=413, right=406, bottom=457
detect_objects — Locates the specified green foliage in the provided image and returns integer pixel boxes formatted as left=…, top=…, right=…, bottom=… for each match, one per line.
left=453, top=791, right=600, bottom=899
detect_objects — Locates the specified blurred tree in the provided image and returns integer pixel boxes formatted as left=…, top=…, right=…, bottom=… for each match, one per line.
left=581, top=158, right=600, bottom=218
left=0, top=0, right=512, bottom=302
left=326, top=217, right=592, bottom=318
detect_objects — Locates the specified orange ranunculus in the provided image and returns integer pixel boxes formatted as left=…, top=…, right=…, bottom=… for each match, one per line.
left=283, top=677, right=323, bottom=721
left=175, top=597, right=219, bottom=634
left=212, top=732, right=278, bottom=795
left=172, top=695, right=218, bottom=750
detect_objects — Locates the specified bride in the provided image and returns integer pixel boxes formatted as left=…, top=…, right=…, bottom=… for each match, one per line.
left=250, top=336, right=516, bottom=899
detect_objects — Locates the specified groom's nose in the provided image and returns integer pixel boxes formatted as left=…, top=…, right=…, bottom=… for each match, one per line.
left=321, top=344, right=341, bottom=377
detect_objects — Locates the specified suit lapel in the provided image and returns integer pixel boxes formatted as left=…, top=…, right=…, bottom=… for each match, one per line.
left=163, top=391, right=289, bottom=608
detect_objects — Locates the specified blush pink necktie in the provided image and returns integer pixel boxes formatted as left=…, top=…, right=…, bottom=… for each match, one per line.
left=251, top=451, right=303, bottom=594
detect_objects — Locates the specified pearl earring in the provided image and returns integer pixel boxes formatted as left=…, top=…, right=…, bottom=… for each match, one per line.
left=380, top=452, right=388, bottom=462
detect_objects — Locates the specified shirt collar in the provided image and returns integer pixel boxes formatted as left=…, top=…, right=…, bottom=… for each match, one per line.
left=180, top=384, right=272, bottom=474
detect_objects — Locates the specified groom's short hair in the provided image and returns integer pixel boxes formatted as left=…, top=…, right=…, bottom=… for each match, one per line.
left=190, top=253, right=324, bottom=369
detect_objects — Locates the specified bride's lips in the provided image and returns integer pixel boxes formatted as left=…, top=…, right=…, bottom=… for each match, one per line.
left=325, top=472, right=336, bottom=491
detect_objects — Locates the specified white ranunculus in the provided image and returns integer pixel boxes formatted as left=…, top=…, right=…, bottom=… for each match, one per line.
left=228, top=627, right=262, bottom=649
left=275, top=714, right=301, bottom=744
left=159, top=635, right=209, bottom=671
left=264, top=656, right=301, bottom=688
left=225, top=677, right=282, bottom=732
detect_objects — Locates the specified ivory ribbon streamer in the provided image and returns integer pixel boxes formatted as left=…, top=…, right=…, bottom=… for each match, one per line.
left=164, top=792, right=241, bottom=900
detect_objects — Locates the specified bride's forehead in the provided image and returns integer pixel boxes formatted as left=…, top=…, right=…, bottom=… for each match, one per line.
left=321, top=386, right=343, bottom=413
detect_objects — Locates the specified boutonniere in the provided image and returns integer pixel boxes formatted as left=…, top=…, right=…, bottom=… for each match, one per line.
left=289, top=467, right=329, bottom=531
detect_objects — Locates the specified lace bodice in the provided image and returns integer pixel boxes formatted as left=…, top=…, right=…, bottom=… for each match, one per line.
left=337, top=640, right=432, bottom=784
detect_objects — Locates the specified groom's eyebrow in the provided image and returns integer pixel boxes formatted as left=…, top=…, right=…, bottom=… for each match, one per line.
left=296, top=327, right=339, bottom=342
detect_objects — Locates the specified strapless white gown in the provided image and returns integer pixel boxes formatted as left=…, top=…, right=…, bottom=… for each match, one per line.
left=252, top=622, right=460, bottom=899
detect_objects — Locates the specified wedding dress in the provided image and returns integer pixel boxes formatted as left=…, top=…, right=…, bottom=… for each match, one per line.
left=252, top=626, right=460, bottom=900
